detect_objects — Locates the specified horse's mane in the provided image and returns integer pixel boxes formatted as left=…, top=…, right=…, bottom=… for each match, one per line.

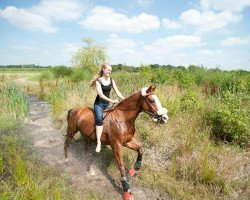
left=104, top=91, right=140, bottom=113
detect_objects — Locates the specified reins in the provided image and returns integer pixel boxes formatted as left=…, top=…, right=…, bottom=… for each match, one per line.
left=110, top=93, right=158, bottom=118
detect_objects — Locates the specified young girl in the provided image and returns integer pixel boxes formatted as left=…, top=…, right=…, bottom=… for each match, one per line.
left=90, top=63, right=124, bottom=152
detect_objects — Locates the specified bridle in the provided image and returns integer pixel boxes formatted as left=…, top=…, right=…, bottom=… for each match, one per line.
left=140, top=95, right=159, bottom=118
left=113, top=93, right=160, bottom=118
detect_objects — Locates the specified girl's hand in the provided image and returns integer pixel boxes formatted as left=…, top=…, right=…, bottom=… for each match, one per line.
left=113, top=99, right=119, bottom=104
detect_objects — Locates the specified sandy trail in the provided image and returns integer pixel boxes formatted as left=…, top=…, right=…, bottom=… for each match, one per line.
left=21, top=94, right=170, bottom=200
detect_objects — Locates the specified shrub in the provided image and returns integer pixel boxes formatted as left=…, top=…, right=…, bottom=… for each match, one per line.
left=70, top=68, right=91, bottom=83
left=138, top=65, right=153, bottom=80
left=206, top=91, right=249, bottom=145
left=180, top=90, right=200, bottom=112
left=202, top=71, right=222, bottom=95
left=151, top=68, right=174, bottom=85
left=173, top=69, right=195, bottom=89
left=188, top=66, right=207, bottom=86
left=39, top=70, right=54, bottom=81
left=71, top=37, right=107, bottom=74
left=51, top=66, right=73, bottom=78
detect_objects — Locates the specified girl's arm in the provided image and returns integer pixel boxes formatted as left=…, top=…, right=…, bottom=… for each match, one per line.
left=112, top=79, right=125, bottom=100
left=96, top=81, right=117, bottom=103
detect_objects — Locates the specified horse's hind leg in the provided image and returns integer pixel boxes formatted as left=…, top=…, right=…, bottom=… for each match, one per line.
left=124, top=138, right=143, bottom=176
left=64, top=127, right=78, bottom=161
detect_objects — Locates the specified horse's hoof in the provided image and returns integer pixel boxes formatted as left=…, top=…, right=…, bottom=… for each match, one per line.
left=123, top=192, right=134, bottom=200
left=129, top=169, right=137, bottom=177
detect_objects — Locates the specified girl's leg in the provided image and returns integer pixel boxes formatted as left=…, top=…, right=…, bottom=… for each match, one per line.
left=94, top=103, right=104, bottom=153
left=95, top=125, right=103, bottom=152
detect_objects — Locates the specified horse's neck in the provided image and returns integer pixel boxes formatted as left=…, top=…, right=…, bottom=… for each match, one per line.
left=115, top=92, right=142, bottom=122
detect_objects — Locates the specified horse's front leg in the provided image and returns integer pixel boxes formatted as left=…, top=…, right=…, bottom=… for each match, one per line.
left=124, top=137, right=143, bottom=177
left=111, top=143, right=133, bottom=200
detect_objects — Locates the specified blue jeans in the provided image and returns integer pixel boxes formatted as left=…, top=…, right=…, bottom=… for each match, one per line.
left=94, top=102, right=110, bottom=126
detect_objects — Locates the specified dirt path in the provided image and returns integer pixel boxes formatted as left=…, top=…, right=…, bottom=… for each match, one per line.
left=21, top=94, right=170, bottom=200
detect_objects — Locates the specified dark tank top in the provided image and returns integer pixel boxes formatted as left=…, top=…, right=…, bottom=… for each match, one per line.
left=94, top=78, right=113, bottom=104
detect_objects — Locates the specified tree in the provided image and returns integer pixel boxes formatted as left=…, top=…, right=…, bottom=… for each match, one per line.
left=71, top=38, right=107, bottom=74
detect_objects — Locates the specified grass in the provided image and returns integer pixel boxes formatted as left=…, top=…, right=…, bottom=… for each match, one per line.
left=2, top=67, right=249, bottom=200
left=0, top=67, right=47, bottom=72
left=37, top=72, right=249, bottom=200
left=0, top=81, right=104, bottom=200
left=0, top=83, right=75, bottom=199
left=0, top=131, right=87, bottom=200
left=0, top=83, right=29, bottom=129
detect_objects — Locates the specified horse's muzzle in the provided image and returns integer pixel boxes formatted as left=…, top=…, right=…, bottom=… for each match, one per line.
left=160, top=113, right=169, bottom=123
left=153, top=108, right=169, bottom=124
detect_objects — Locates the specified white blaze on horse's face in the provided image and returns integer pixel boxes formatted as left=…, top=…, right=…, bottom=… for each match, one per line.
left=141, top=87, right=169, bottom=123
left=152, top=95, right=169, bottom=123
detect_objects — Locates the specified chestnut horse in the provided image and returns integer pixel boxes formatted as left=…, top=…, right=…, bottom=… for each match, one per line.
left=64, top=85, right=168, bottom=199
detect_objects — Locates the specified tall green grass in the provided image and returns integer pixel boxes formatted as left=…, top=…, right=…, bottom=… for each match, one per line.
left=0, top=83, right=29, bottom=129
left=0, top=131, right=82, bottom=200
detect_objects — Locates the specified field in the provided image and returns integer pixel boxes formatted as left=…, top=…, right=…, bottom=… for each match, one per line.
left=0, top=65, right=249, bottom=199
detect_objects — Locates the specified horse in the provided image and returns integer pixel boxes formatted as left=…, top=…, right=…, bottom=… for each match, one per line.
left=64, top=85, right=168, bottom=200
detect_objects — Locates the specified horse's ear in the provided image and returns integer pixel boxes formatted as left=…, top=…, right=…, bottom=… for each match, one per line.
left=146, top=85, right=156, bottom=94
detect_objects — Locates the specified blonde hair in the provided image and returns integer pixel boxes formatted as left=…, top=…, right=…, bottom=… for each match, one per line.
left=90, top=63, right=111, bottom=88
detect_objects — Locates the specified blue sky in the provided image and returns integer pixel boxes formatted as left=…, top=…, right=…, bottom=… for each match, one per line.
left=0, top=0, right=250, bottom=70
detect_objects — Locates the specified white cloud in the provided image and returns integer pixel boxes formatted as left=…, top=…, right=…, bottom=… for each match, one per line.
left=221, top=37, right=250, bottom=46
left=180, top=9, right=242, bottom=32
left=32, top=0, right=84, bottom=21
left=105, top=34, right=202, bottom=66
left=62, top=42, right=80, bottom=55
left=80, top=6, right=160, bottom=33
left=0, top=6, right=57, bottom=33
left=107, top=34, right=138, bottom=53
left=147, top=35, right=202, bottom=50
left=198, top=49, right=224, bottom=56
left=201, top=0, right=250, bottom=12
left=9, top=44, right=38, bottom=51
left=162, top=18, right=181, bottom=29
left=137, top=0, right=153, bottom=7
left=0, top=0, right=85, bottom=33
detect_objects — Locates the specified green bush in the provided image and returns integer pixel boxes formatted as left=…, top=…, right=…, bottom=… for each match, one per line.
left=188, top=66, right=207, bottom=86
left=138, top=65, right=154, bottom=82
left=39, top=70, right=55, bottom=81
left=180, top=90, right=200, bottom=111
left=207, top=91, right=249, bottom=145
left=51, top=66, right=73, bottom=78
left=203, top=70, right=250, bottom=95
left=151, top=68, right=174, bottom=85
left=70, top=68, right=91, bottom=83
left=173, top=69, right=195, bottom=89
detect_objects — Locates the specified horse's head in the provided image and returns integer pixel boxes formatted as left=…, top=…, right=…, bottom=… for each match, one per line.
left=140, top=85, right=169, bottom=124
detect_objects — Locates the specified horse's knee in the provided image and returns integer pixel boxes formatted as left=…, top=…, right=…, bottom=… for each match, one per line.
left=138, top=148, right=143, bottom=156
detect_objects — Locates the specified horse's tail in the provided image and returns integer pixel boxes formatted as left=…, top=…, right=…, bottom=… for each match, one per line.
left=67, top=109, right=73, bottom=122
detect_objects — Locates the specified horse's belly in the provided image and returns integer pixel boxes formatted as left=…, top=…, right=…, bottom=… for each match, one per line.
left=77, top=108, right=95, bottom=136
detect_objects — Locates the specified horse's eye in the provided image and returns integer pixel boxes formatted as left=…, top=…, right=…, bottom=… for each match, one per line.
left=150, top=99, right=155, bottom=103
